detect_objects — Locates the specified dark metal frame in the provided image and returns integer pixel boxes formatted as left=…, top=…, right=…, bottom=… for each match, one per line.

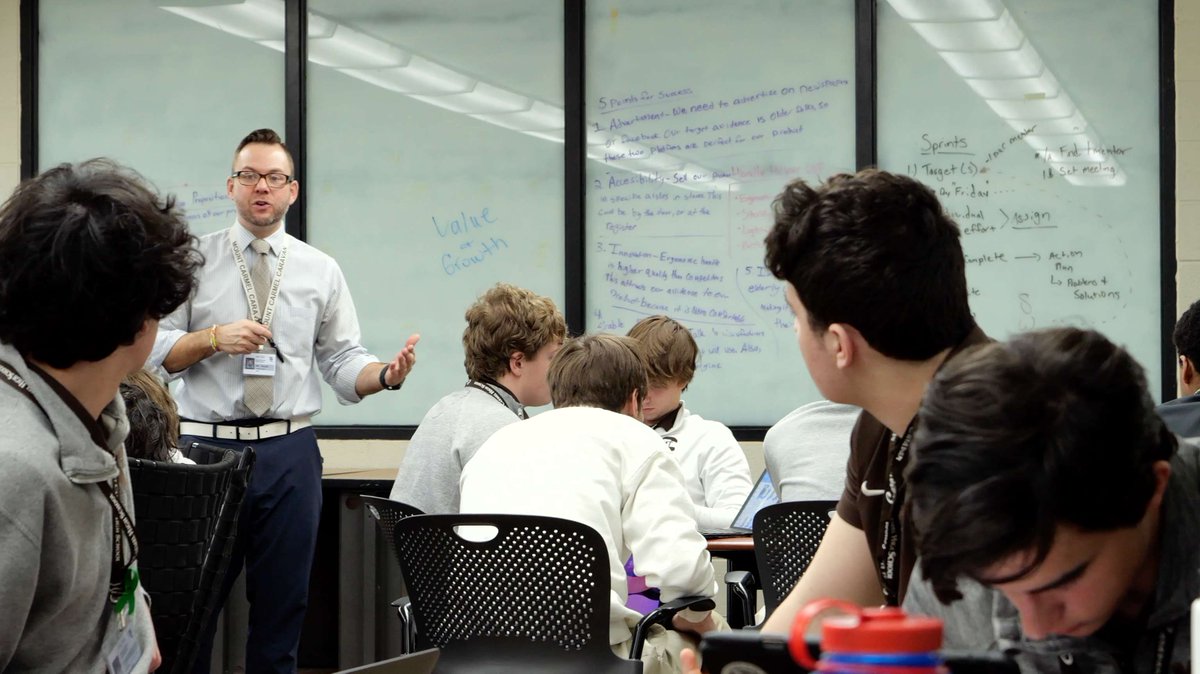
left=19, top=0, right=36, bottom=179
left=285, top=0, right=308, bottom=241
left=16, top=0, right=1179, bottom=437
left=1158, top=0, right=1178, bottom=402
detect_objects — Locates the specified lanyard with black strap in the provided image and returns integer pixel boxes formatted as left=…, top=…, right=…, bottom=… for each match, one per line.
left=0, top=358, right=141, bottom=625
left=877, top=420, right=915, bottom=607
left=466, top=379, right=528, bottom=420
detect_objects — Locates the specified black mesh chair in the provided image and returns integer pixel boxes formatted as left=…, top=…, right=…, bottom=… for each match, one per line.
left=392, top=513, right=716, bottom=674
left=361, top=495, right=424, bottom=653
left=725, top=500, right=837, bottom=624
left=127, top=442, right=255, bottom=674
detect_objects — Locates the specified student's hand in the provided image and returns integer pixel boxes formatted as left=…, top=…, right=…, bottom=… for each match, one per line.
left=382, top=333, right=421, bottom=387
left=680, top=647, right=703, bottom=674
left=673, top=611, right=719, bottom=636
left=214, top=319, right=272, bottom=354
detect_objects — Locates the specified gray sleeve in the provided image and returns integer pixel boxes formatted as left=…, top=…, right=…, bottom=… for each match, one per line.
left=903, top=563, right=999, bottom=651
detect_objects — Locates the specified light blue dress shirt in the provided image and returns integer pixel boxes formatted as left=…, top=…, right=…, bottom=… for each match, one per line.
left=149, top=223, right=378, bottom=421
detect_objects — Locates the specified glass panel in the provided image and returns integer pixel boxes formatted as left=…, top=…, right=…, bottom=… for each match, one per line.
left=306, top=0, right=566, bottom=425
left=878, top=0, right=1164, bottom=396
left=39, top=0, right=285, bottom=237
left=585, top=0, right=857, bottom=426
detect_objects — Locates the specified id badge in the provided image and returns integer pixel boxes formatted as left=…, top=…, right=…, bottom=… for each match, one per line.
left=106, top=625, right=144, bottom=674
left=242, top=353, right=277, bottom=377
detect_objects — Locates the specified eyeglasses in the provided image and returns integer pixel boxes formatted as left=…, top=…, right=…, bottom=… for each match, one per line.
left=231, top=170, right=292, bottom=189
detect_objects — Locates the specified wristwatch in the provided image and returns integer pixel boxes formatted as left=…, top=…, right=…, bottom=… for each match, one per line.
left=379, top=366, right=402, bottom=391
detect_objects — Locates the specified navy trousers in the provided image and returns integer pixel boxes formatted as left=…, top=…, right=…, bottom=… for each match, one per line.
left=187, top=428, right=322, bottom=674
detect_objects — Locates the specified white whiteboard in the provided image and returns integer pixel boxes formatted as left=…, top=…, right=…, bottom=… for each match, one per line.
left=878, top=0, right=1165, bottom=398
left=584, top=0, right=858, bottom=427
left=303, top=1, right=566, bottom=425
left=37, top=0, right=284, bottom=237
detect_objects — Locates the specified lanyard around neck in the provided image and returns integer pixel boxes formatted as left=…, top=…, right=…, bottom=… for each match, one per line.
left=230, top=232, right=289, bottom=328
left=466, top=380, right=528, bottom=420
left=877, top=421, right=915, bottom=606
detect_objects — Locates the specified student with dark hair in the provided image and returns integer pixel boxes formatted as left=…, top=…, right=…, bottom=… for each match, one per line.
left=148, top=128, right=421, bottom=672
left=0, top=158, right=201, bottom=671
left=758, top=168, right=985, bottom=631
left=391, top=282, right=566, bottom=513
left=1157, top=298, right=1200, bottom=439
left=903, top=328, right=1194, bottom=673
left=460, top=334, right=721, bottom=674
left=626, top=315, right=751, bottom=533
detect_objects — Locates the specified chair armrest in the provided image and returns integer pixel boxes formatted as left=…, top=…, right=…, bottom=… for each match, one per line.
left=629, top=595, right=717, bottom=660
left=391, top=596, right=419, bottom=654
left=724, top=570, right=758, bottom=628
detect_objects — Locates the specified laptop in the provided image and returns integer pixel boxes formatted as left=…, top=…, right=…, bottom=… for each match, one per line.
left=334, top=649, right=439, bottom=674
left=711, top=469, right=781, bottom=535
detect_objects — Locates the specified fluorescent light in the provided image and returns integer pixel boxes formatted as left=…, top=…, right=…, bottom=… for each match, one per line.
left=965, top=70, right=1062, bottom=99
left=471, top=102, right=564, bottom=131
left=985, top=94, right=1076, bottom=120
left=885, top=0, right=1003, bottom=22
left=909, top=10, right=1022, bottom=51
left=308, top=24, right=409, bottom=68
left=410, top=82, right=532, bottom=114
left=939, top=39, right=1043, bottom=79
left=1004, top=111, right=1088, bottom=135
left=161, top=0, right=284, bottom=41
left=307, top=13, right=335, bottom=39
left=523, top=128, right=564, bottom=144
left=340, top=57, right=474, bottom=95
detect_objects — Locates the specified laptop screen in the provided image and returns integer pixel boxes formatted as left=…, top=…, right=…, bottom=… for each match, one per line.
left=728, top=470, right=781, bottom=532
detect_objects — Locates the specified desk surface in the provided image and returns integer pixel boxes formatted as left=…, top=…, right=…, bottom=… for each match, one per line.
left=322, top=467, right=398, bottom=481
left=706, top=536, right=753, bottom=552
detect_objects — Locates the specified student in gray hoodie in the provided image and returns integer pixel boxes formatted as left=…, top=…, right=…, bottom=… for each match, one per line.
left=0, top=158, right=201, bottom=672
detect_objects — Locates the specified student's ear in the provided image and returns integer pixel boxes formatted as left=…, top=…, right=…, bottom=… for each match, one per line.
left=621, top=390, right=643, bottom=420
left=826, top=323, right=858, bottom=370
left=1145, top=460, right=1173, bottom=514
left=508, top=351, right=526, bottom=377
left=1181, top=356, right=1199, bottom=394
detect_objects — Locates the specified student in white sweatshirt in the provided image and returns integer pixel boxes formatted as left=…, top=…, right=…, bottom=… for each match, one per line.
left=627, top=315, right=752, bottom=533
left=460, top=334, right=721, bottom=674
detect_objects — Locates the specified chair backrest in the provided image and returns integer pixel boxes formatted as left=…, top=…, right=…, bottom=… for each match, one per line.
left=130, top=442, right=256, bottom=674
left=391, top=513, right=640, bottom=674
left=177, top=441, right=255, bottom=674
left=128, top=450, right=235, bottom=673
left=752, top=500, right=838, bottom=615
left=361, top=494, right=424, bottom=561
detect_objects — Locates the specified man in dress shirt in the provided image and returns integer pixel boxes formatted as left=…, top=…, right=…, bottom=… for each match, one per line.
left=149, top=128, right=419, bottom=673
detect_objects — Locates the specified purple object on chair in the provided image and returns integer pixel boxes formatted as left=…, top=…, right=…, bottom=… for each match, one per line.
left=624, top=556, right=661, bottom=615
